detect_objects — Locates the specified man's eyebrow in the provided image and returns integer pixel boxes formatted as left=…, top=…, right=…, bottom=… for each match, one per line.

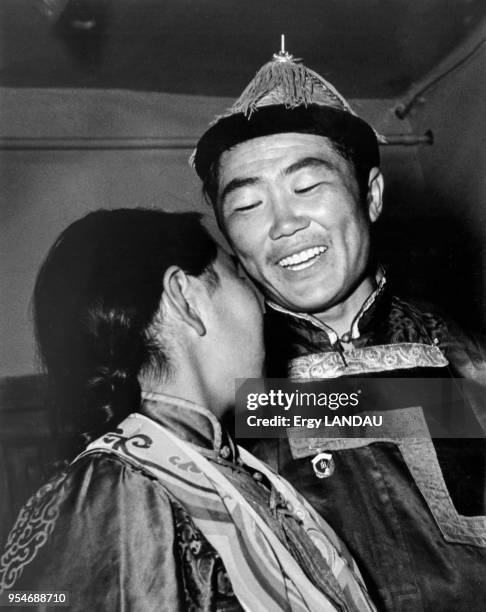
left=283, top=157, right=335, bottom=176
left=219, top=157, right=334, bottom=203
left=220, top=176, right=260, bottom=204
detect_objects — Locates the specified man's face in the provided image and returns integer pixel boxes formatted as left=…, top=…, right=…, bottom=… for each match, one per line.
left=217, top=133, right=382, bottom=314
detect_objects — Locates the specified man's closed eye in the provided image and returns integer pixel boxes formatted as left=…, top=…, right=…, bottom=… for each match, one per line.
left=295, top=182, right=324, bottom=194
left=234, top=201, right=262, bottom=212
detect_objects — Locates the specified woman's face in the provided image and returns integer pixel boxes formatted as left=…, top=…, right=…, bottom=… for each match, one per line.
left=208, top=248, right=265, bottom=383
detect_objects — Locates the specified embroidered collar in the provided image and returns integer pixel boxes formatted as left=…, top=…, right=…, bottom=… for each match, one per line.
left=140, top=391, right=237, bottom=463
left=266, top=266, right=387, bottom=344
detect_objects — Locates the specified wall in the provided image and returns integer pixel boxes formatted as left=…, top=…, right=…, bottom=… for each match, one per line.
left=407, top=34, right=486, bottom=333
left=0, top=88, right=221, bottom=376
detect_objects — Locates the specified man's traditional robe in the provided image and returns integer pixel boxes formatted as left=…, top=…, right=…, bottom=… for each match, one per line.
left=257, top=270, right=486, bottom=611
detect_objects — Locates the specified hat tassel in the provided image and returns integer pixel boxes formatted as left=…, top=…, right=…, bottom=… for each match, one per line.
left=231, top=58, right=315, bottom=117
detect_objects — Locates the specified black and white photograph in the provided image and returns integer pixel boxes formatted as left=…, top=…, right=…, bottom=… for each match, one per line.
left=1, top=1, right=486, bottom=610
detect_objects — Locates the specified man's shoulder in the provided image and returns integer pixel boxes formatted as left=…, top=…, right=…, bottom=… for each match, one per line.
left=382, top=294, right=448, bottom=345
left=388, top=294, right=486, bottom=372
left=389, top=293, right=446, bottom=323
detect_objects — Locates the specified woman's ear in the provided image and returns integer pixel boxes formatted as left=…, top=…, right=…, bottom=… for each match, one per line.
left=367, top=167, right=384, bottom=223
left=162, top=266, right=206, bottom=336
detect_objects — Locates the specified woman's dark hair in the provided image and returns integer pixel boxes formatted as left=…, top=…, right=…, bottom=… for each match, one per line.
left=34, top=208, right=218, bottom=458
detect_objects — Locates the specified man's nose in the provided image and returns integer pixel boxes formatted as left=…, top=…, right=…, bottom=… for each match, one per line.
left=268, top=194, right=310, bottom=240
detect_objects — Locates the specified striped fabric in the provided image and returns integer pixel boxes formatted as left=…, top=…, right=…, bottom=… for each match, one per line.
left=75, top=410, right=375, bottom=612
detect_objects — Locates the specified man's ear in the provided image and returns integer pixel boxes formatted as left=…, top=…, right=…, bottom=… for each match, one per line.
left=367, top=168, right=384, bottom=223
left=162, top=266, right=206, bottom=336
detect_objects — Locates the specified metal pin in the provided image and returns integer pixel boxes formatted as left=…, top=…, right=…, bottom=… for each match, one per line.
left=311, top=452, right=335, bottom=479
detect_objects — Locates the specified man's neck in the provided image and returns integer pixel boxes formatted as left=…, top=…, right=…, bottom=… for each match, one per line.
left=313, top=275, right=376, bottom=337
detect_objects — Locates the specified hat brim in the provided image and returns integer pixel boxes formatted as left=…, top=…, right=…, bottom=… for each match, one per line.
left=193, top=104, right=380, bottom=181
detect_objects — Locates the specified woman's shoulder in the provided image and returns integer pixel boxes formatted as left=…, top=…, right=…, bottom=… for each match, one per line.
left=0, top=451, right=175, bottom=594
left=67, top=449, right=171, bottom=496
left=1, top=449, right=239, bottom=610
left=15, top=449, right=177, bottom=535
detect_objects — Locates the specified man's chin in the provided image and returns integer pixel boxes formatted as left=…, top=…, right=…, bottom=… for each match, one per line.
left=271, top=298, right=332, bottom=315
left=265, top=274, right=338, bottom=310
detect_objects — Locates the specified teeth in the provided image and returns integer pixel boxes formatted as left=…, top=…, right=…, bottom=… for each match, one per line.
left=278, top=246, right=326, bottom=269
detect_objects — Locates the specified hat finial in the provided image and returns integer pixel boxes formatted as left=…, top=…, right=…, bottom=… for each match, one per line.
left=273, top=34, right=296, bottom=63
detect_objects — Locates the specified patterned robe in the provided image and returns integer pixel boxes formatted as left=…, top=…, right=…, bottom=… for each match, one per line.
left=0, top=395, right=374, bottom=611
left=254, top=270, right=486, bottom=611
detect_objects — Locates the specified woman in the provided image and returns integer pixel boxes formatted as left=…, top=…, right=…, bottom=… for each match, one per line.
left=0, top=209, right=375, bottom=611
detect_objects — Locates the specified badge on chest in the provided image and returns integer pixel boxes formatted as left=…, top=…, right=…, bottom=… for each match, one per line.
left=311, top=452, right=335, bottom=479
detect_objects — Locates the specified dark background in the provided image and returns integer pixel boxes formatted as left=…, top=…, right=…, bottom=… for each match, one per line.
left=1, top=0, right=484, bottom=98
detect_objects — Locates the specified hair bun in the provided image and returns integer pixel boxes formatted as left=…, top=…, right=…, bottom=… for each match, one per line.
left=83, top=368, right=140, bottom=434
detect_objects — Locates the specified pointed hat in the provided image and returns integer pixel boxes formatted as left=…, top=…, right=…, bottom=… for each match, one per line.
left=192, top=38, right=384, bottom=182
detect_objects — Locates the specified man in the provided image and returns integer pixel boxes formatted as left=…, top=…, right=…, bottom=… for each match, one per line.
left=192, top=44, right=486, bottom=610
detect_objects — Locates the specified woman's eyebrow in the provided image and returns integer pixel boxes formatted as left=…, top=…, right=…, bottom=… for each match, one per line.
left=283, top=157, right=334, bottom=176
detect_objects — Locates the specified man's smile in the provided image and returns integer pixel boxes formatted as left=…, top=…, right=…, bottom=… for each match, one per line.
left=277, top=245, right=328, bottom=271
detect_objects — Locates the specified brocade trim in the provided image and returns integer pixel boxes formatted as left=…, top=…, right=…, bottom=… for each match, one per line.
left=289, top=342, right=448, bottom=380
left=0, top=473, right=67, bottom=592
left=172, top=500, right=237, bottom=610
left=399, top=439, right=486, bottom=547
